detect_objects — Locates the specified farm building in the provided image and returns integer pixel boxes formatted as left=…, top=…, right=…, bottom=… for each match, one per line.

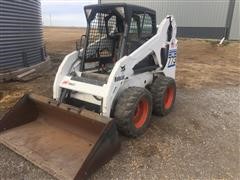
left=99, top=0, right=240, bottom=40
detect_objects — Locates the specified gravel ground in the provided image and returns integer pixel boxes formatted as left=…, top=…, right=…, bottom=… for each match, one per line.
left=0, top=86, right=239, bottom=179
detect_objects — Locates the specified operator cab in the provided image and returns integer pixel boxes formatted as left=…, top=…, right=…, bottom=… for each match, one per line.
left=77, top=3, right=157, bottom=74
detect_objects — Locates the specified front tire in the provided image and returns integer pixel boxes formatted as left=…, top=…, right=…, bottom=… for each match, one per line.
left=114, top=87, right=152, bottom=137
left=150, top=75, right=176, bottom=116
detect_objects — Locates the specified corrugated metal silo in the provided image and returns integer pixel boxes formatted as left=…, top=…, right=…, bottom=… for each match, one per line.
left=0, top=0, right=49, bottom=81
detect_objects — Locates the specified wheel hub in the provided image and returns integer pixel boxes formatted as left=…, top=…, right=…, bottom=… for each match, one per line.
left=132, top=97, right=149, bottom=129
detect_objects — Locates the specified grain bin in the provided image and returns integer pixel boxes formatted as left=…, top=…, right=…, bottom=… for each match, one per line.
left=0, top=0, right=50, bottom=81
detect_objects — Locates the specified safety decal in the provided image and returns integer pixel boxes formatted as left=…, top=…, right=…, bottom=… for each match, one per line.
left=114, top=75, right=125, bottom=82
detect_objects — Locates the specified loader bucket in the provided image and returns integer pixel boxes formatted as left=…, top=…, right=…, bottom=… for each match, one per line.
left=0, top=94, right=120, bottom=179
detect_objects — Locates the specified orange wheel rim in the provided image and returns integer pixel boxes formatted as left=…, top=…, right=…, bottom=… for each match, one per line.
left=164, top=86, right=174, bottom=110
left=132, top=97, right=149, bottom=129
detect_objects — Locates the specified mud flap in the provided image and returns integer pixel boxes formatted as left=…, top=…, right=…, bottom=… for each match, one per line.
left=0, top=94, right=120, bottom=179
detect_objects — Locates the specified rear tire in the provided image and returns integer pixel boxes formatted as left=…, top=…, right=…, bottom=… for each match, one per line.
left=150, top=75, right=176, bottom=116
left=114, top=87, right=152, bottom=137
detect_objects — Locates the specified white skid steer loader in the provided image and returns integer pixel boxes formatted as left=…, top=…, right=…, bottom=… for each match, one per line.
left=0, top=3, right=177, bottom=179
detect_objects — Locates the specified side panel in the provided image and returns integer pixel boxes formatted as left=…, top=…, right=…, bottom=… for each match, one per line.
left=162, top=39, right=177, bottom=78
left=53, top=51, right=79, bottom=100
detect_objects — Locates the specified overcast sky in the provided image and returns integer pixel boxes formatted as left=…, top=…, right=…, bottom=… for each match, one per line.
left=41, top=0, right=97, bottom=27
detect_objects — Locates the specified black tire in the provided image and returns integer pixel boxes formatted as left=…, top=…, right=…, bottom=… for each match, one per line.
left=150, top=75, right=176, bottom=116
left=114, top=87, right=152, bottom=137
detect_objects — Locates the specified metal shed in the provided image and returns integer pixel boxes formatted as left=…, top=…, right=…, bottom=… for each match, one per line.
left=100, top=0, right=239, bottom=40
left=229, top=1, right=240, bottom=40
left=0, top=0, right=49, bottom=81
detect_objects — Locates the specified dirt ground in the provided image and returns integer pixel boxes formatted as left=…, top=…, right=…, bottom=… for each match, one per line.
left=0, top=27, right=239, bottom=179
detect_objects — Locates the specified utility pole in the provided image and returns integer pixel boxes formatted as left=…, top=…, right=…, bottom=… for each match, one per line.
left=225, top=0, right=235, bottom=39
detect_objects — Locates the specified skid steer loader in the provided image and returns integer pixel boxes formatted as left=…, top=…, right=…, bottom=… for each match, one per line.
left=0, top=3, right=177, bottom=179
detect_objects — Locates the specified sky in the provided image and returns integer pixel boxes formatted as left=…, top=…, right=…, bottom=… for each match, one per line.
left=41, top=0, right=97, bottom=27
